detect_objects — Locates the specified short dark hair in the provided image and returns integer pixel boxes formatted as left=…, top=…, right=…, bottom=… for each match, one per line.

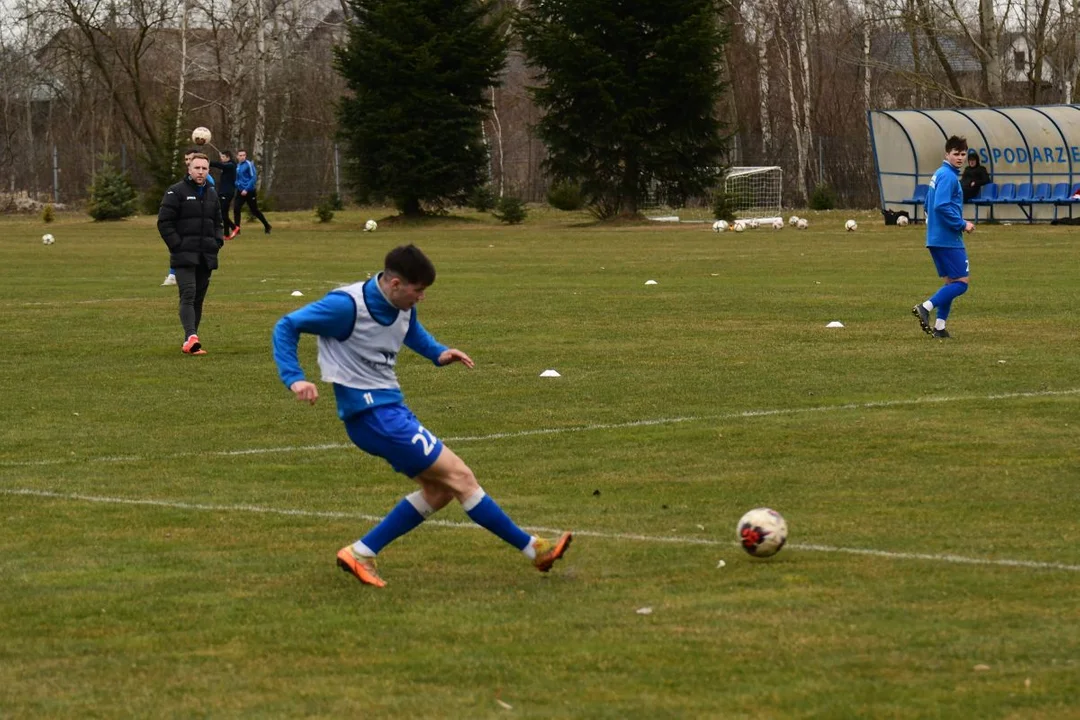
left=945, top=135, right=968, bottom=153
left=384, top=244, right=436, bottom=286
left=184, top=146, right=200, bottom=156
left=221, top=149, right=233, bottom=159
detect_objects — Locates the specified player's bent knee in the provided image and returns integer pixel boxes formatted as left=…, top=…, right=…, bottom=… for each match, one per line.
left=419, top=448, right=478, bottom=497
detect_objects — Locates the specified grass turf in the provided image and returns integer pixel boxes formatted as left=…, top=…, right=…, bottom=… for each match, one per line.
left=1, top=207, right=1078, bottom=718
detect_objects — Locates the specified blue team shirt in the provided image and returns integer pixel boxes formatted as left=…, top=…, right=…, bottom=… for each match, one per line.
left=272, top=279, right=448, bottom=420
left=925, top=161, right=966, bottom=249
left=236, top=160, right=257, bottom=192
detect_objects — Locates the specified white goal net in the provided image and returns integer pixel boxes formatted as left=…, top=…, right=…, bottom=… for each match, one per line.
left=643, top=166, right=783, bottom=222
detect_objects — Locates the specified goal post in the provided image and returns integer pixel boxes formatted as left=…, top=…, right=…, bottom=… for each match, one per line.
left=723, top=166, right=783, bottom=216
left=642, top=166, right=783, bottom=222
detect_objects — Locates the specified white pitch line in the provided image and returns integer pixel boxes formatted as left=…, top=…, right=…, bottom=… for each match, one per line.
left=1, top=387, right=1077, bottom=469
left=3, top=488, right=1078, bottom=573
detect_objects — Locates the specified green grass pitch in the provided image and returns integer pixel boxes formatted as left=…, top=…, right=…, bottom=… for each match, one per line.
left=1, top=207, right=1078, bottom=718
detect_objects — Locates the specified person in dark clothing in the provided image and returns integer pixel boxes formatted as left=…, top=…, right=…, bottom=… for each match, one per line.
left=233, top=149, right=272, bottom=234
left=157, top=153, right=224, bottom=355
left=961, top=149, right=991, bottom=202
left=210, top=149, right=238, bottom=239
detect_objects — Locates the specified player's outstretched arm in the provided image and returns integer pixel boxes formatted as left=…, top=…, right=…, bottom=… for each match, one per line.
left=438, top=348, right=474, bottom=368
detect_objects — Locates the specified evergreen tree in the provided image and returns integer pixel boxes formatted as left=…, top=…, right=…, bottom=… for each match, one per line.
left=86, top=155, right=138, bottom=221
left=517, top=0, right=729, bottom=218
left=335, top=0, right=509, bottom=217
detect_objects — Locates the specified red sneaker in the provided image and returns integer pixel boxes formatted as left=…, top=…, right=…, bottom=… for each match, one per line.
left=181, top=335, right=206, bottom=355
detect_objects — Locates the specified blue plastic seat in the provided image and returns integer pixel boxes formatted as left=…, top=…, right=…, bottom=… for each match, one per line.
left=1051, top=182, right=1080, bottom=220
left=899, top=184, right=929, bottom=222
left=1013, top=183, right=1035, bottom=221
left=995, top=183, right=1017, bottom=203
left=1047, top=182, right=1070, bottom=203
left=971, top=183, right=998, bottom=204
left=971, top=183, right=998, bottom=223
left=901, top=184, right=929, bottom=204
left=1032, top=182, right=1053, bottom=202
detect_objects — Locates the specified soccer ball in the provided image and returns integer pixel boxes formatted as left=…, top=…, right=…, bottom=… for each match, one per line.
left=896, top=215, right=910, bottom=227
left=796, top=218, right=809, bottom=229
left=712, top=220, right=728, bottom=233
left=845, top=219, right=858, bottom=232
left=789, top=215, right=799, bottom=226
left=42, top=233, right=54, bottom=245
left=771, top=218, right=784, bottom=230
left=732, top=220, right=746, bottom=233
left=191, top=126, right=212, bottom=145
left=364, top=219, right=378, bottom=232
left=737, top=507, right=788, bottom=558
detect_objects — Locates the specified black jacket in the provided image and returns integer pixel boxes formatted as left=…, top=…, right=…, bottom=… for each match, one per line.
left=209, top=159, right=237, bottom=196
left=157, top=176, right=224, bottom=269
left=961, top=162, right=991, bottom=200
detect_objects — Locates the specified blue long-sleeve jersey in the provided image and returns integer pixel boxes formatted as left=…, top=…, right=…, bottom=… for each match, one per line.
left=925, top=161, right=966, bottom=248
left=236, top=160, right=257, bottom=193
left=272, top=280, right=448, bottom=420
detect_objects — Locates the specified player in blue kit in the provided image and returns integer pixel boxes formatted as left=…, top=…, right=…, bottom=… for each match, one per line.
left=272, top=244, right=572, bottom=587
left=912, top=135, right=975, bottom=339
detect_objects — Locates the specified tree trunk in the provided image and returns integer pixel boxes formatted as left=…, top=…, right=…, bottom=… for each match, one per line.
left=757, top=29, right=772, bottom=148
left=174, top=0, right=189, bottom=147
left=779, top=25, right=806, bottom=205
left=1029, top=0, right=1052, bottom=103
left=912, top=0, right=964, bottom=99
left=797, top=4, right=814, bottom=191
left=979, top=0, right=1003, bottom=103
left=863, top=2, right=873, bottom=141
left=490, top=85, right=505, bottom=196
left=253, top=0, right=267, bottom=187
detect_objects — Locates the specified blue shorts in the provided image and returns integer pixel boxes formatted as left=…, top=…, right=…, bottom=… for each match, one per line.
left=344, top=403, right=444, bottom=478
left=928, top=246, right=969, bottom=279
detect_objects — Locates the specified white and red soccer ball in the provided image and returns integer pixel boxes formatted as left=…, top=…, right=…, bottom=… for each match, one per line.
left=737, top=507, right=788, bottom=558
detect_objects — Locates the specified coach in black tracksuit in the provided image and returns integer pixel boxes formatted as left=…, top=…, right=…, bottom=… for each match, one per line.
left=209, top=149, right=238, bottom=237
left=157, top=153, right=224, bottom=355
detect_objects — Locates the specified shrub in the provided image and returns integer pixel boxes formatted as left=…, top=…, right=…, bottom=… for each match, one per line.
left=547, top=180, right=584, bottom=211
left=329, top=192, right=344, bottom=211
left=315, top=197, right=335, bottom=223
left=87, top=156, right=137, bottom=221
left=712, top=190, right=737, bottom=223
left=468, top=184, right=497, bottom=213
left=493, top=195, right=527, bottom=224
left=41, top=204, right=55, bottom=223
left=809, top=183, right=837, bottom=210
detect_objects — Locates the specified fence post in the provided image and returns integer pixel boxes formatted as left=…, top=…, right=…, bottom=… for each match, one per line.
left=52, top=145, right=59, bottom=204
left=333, top=143, right=340, bottom=199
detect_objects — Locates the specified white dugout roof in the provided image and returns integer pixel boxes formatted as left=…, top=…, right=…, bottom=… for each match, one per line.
left=870, top=104, right=1080, bottom=221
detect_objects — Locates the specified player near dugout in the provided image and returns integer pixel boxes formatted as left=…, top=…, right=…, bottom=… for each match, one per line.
left=271, top=244, right=572, bottom=587
left=912, top=135, right=974, bottom=339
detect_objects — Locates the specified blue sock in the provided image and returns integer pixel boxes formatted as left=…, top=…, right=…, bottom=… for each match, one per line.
left=463, top=490, right=532, bottom=551
left=929, top=282, right=968, bottom=321
left=359, top=491, right=432, bottom=554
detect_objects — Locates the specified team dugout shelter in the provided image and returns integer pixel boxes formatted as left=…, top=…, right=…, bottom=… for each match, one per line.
left=870, top=104, right=1080, bottom=223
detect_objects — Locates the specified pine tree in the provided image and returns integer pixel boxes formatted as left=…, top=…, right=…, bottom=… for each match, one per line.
left=86, top=155, right=138, bottom=221
left=335, top=0, right=509, bottom=217
left=518, top=0, right=729, bottom=218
